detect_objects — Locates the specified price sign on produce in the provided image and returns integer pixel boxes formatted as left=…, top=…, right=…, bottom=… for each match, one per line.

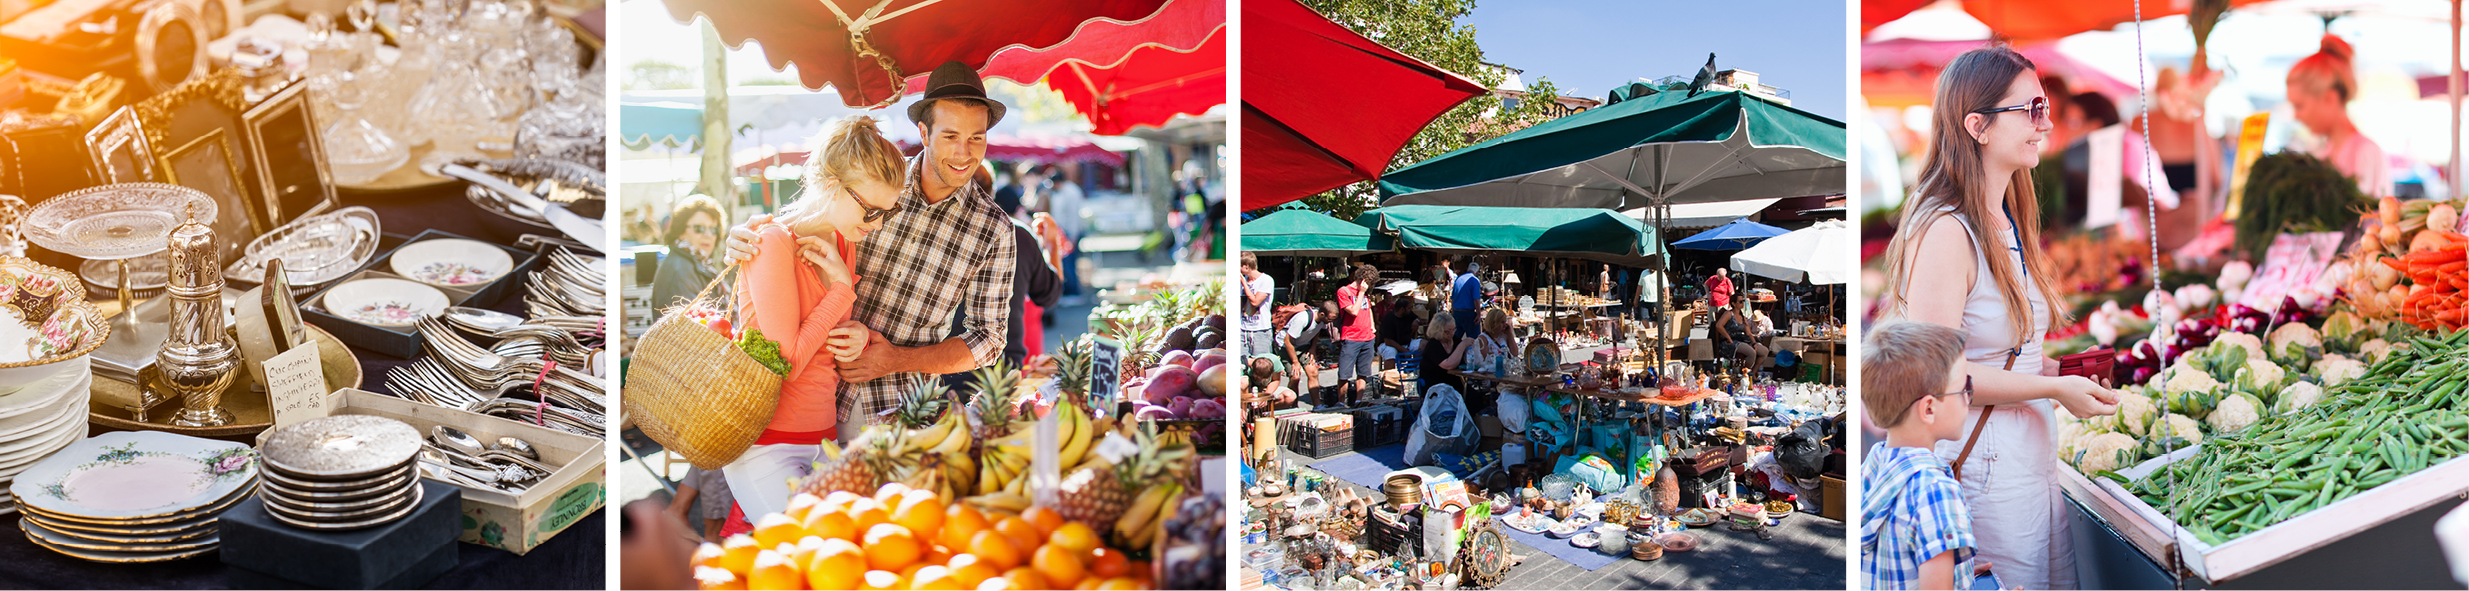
left=1087, top=336, right=1124, bottom=411
left=2238, top=232, right=2342, bottom=310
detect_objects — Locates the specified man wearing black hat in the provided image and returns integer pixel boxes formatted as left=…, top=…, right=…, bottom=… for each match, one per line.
left=727, top=61, right=1019, bottom=441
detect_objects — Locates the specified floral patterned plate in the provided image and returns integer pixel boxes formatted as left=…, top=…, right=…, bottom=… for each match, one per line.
left=18, top=518, right=218, bottom=563
left=8, top=431, right=259, bottom=521
left=21, top=510, right=218, bottom=546
left=17, top=478, right=256, bottom=526
left=387, top=238, right=513, bottom=288
left=321, top=278, right=448, bottom=327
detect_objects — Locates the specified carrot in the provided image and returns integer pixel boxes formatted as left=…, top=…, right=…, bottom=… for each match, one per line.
left=2407, top=249, right=2467, bottom=265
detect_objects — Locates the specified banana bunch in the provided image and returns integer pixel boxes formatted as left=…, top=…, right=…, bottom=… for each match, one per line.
left=962, top=492, right=1033, bottom=515
left=975, top=400, right=1106, bottom=496
left=1113, top=482, right=1183, bottom=549
left=897, top=407, right=977, bottom=498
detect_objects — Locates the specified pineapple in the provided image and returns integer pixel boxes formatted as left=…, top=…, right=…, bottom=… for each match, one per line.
left=1101, top=314, right=1163, bottom=380
left=799, top=428, right=911, bottom=496
left=1054, top=463, right=1131, bottom=530
left=892, top=379, right=951, bottom=430
left=967, top=359, right=1024, bottom=443
left=1053, top=337, right=1095, bottom=398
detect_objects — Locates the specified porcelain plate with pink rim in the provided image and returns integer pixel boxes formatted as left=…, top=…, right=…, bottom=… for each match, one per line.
left=9, top=431, right=260, bottom=520
left=323, top=278, right=449, bottom=327
left=387, top=238, right=512, bottom=288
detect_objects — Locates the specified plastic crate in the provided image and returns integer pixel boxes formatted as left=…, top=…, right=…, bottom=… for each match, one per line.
left=1287, top=425, right=1354, bottom=459
left=1364, top=508, right=1424, bottom=559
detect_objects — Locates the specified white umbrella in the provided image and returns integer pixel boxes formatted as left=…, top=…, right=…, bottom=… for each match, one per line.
left=1731, top=219, right=1851, bottom=285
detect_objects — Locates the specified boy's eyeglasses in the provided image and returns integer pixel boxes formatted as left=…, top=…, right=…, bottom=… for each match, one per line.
left=1931, top=376, right=1973, bottom=405
left=1975, top=97, right=2049, bottom=126
left=846, top=186, right=902, bottom=224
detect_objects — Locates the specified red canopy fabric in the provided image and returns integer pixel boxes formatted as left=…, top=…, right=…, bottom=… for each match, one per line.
left=739, top=136, right=1126, bottom=176
left=1864, top=0, right=2272, bottom=42
left=903, top=0, right=1222, bottom=92
left=665, top=0, right=1171, bottom=108
left=1862, top=39, right=2136, bottom=108
left=1045, top=30, right=1226, bottom=135
left=1240, top=0, right=1485, bottom=211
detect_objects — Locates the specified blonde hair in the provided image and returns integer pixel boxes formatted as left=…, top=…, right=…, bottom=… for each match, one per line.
left=797, top=115, right=905, bottom=208
left=2289, top=34, right=2358, bottom=103
left=1425, top=311, right=1456, bottom=341
left=1482, top=307, right=1510, bottom=338
left=1863, top=321, right=1966, bottom=428
left=1881, top=44, right=2068, bottom=341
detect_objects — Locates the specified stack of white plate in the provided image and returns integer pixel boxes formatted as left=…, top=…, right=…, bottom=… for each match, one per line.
left=258, top=415, right=423, bottom=531
left=8, top=430, right=260, bottom=562
left=0, top=356, right=95, bottom=515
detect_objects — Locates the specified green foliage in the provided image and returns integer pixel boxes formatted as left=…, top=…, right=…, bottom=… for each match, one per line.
left=738, top=328, right=791, bottom=377
left=1289, top=0, right=1572, bottom=221
left=626, top=60, right=697, bottom=91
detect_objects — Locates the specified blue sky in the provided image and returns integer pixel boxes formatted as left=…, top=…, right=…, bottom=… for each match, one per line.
left=1460, top=0, right=1849, bottom=121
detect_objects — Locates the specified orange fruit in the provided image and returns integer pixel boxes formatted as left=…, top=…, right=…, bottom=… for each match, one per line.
left=1047, top=522, right=1100, bottom=557
left=850, top=498, right=894, bottom=533
left=753, top=513, right=807, bottom=549
left=974, top=578, right=1010, bottom=591
left=720, top=535, right=765, bottom=574
left=1093, top=577, right=1142, bottom=591
left=823, top=490, right=865, bottom=511
left=1073, top=578, right=1099, bottom=590
left=999, top=567, right=1049, bottom=590
left=863, top=523, right=924, bottom=571
left=876, top=482, right=913, bottom=504
left=747, top=549, right=803, bottom=590
left=789, top=536, right=831, bottom=566
left=940, top=504, right=990, bottom=550
left=1031, top=544, right=1086, bottom=589
left=803, top=506, right=860, bottom=542
left=893, top=490, right=947, bottom=535
left=945, top=553, right=999, bottom=588
left=909, top=565, right=965, bottom=590
left=993, top=517, right=1042, bottom=555
left=1020, top=507, right=1065, bottom=538
left=1085, top=547, right=1130, bottom=579
left=692, top=542, right=728, bottom=569
left=785, top=492, right=825, bottom=523
left=697, top=565, right=748, bottom=590
left=921, top=544, right=955, bottom=567
left=805, top=538, right=867, bottom=590
left=967, top=530, right=1023, bottom=571
left=860, top=570, right=904, bottom=591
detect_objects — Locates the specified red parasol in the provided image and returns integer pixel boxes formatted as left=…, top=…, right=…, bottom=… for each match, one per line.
left=1862, top=38, right=2136, bottom=108
left=738, top=136, right=1127, bottom=176
left=1043, top=30, right=1225, bottom=135
left=665, top=0, right=1171, bottom=108
left=1864, top=0, right=2271, bottom=42
left=1240, top=0, right=1485, bottom=211
left=905, top=0, right=1222, bottom=92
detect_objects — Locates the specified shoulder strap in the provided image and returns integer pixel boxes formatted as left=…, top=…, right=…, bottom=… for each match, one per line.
left=1950, top=349, right=2019, bottom=481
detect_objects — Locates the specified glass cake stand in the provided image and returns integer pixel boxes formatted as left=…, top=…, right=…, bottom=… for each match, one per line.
left=23, top=183, right=217, bottom=422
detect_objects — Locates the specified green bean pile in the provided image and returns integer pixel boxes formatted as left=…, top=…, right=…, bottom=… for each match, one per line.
left=2118, top=329, right=2469, bottom=545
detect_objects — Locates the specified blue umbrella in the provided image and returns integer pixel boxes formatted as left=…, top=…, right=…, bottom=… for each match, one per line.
left=1670, top=218, right=1788, bottom=250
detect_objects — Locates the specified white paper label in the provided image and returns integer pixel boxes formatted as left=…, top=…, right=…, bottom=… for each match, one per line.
left=265, top=345, right=328, bottom=428
left=2085, top=125, right=2124, bottom=229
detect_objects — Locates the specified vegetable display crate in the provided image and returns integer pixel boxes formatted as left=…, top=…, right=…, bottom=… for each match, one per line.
left=2068, top=447, right=2469, bottom=584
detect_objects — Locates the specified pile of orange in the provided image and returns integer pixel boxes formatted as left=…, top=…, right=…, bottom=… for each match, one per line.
left=691, top=483, right=1151, bottom=590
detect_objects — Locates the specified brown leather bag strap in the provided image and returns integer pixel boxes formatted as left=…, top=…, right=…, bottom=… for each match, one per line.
left=1951, top=349, right=2020, bottom=481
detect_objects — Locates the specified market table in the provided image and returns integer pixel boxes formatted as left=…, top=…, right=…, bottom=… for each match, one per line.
left=21, top=185, right=607, bottom=589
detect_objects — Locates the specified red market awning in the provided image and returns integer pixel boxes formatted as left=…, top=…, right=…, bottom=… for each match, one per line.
left=1046, top=30, right=1225, bottom=135
left=1865, top=0, right=2272, bottom=42
left=1240, top=0, right=1485, bottom=211
left=1862, top=38, right=2136, bottom=109
left=665, top=0, right=1171, bottom=108
left=905, top=0, right=1222, bottom=91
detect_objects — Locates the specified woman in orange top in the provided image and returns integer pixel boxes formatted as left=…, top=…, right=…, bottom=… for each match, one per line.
left=735, top=115, right=907, bottom=445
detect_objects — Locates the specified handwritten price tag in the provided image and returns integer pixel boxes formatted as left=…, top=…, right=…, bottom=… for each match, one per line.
left=265, top=345, right=328, bottom=428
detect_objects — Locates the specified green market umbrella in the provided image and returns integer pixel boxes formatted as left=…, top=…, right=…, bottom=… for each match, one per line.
left=1354, top=205, right=1664, bottom=268
left=1377, top=90, right=1845, bottom=211
left=1239, top=209, right=1394, bottom=257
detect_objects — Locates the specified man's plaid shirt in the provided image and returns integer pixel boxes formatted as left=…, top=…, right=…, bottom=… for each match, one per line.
left=840, top=156, right=1016, bottom=423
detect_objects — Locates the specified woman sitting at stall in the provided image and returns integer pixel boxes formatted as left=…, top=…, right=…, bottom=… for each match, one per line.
left=1713, top=300, right=1770, bottom=372
left=1418, top=310, right=1475, bottom=397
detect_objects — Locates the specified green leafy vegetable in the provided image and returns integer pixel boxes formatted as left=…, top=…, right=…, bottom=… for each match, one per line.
left=738, top=328, right=791, bottom=377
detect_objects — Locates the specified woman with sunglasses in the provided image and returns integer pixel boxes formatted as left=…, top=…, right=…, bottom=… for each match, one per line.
left=1875, top=45, right=2122, bottom=591
left=651, top=194, right=729, bottom=319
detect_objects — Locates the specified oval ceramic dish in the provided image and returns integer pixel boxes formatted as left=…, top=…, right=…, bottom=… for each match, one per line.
left=8, top=431, right=259, bottom=521
left=388, top=238, right=512, bottom=288
left=321, top=278, right=448, bottom=327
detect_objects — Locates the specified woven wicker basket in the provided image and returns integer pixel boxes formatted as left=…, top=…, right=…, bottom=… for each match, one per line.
left=623, top=266, right=782, bottom=469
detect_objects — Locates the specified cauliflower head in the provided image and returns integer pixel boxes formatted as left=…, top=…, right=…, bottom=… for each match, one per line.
left=2147, top=413, right=2207, bottom=455
left=2277, top=381, right=2326, bottom=413
left=2312, top=355, right=2368, bottom=387
left=2267, top=323, right=2323, bottom=365
left=2075, top=432, right=2143, bottom=474
left=2232, top=359, right=2287, bottom=398
left=2358, top=339, right=2392, bottom=364
left=2207, top=393, right=2263, bottom=433
left=2115, top=392, right=2160, bottom=437
left=2212, top=332, right=2269, bottom=365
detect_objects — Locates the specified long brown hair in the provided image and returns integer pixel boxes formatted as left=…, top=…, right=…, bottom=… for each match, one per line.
left=1881, top=44, right=2067, bottom=341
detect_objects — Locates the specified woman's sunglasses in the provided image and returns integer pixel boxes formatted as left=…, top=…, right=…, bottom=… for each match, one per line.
left=844, top=185, right=903, bottom=224
left=1975, top=96, right=2049, bottom=126
left=686, top=223, right=717, bottom=236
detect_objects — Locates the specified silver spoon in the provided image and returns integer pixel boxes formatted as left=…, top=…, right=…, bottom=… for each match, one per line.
left=489, top=436, right=539, bottom=460
left=432, top=425, right=490, bottom=458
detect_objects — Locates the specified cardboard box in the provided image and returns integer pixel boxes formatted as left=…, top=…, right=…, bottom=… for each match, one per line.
left=1475, top=416, right=1503, bottom=438
left=1819, top=475, right=1845, bottom=521
left=265, top=389, right=607, bottom=554
left=298, top=231, right=542, bottom=359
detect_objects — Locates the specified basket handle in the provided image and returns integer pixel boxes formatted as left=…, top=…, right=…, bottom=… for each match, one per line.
left=662, top=260, right=743, bottom=322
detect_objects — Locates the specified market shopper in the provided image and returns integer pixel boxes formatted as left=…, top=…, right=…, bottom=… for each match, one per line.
left=1876, top=45, right=2122, bottom=591
left=1419, top=310, right=1473, bottom=397
left=1241, top=251, right=1276, bottom=359
left=1713, top=299, right=1771, bottom=372
left=2286, top=34, right=2389, bottom=197
left=1279, top=301, right=1336, bottom=400
left=1450, top=257, right=1483, bottom=340
left=1860, top=321, right=1985, bottom=591
left=1706, top=267, right=1736, bottom=310
left=1334, top=263, right=1379, bottom=407
left=651, top=194, right=728, bottom=317
left=726, top=61, right=1018, bottom=441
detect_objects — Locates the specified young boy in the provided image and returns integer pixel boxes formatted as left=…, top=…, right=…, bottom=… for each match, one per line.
left=1861, top=321, right=1981, bottom=591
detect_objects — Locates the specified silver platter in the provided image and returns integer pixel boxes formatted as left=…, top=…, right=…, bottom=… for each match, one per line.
left=261, top=484, right=421, bottom=531
left=262, top=477, right=416, bottom=514
left=259, top=415, right=421, bottom=480
left=260, top=469, right=414, bottom=503
left=261, top=459, right=413, bottom=492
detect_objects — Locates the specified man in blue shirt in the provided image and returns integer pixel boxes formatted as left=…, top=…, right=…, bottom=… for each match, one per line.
left=1449, top=256, right=1483, bottom=341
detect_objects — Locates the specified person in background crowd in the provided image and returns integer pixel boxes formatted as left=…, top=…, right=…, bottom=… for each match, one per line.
left=1281, top=301, right=1337, bottom=402
left=1451, top=256, right=1483, bottom=340
left=1241, top=251, right=1276, bottom=359
left=2286, top=34, right=2389, bottom=197
left=1706, top=266, right=1736, bottom=311
left=1042, top=163, right=1087, bottom=297
left=663, top=466, right=731, bottom=541
left=1334, top=263, right=1379, bottom=407
left=1418, top=310, right=1474, bottom=397
left=1599, top=264, right=1614, bottom=300
left=651, top=194, right=728, bottom=316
